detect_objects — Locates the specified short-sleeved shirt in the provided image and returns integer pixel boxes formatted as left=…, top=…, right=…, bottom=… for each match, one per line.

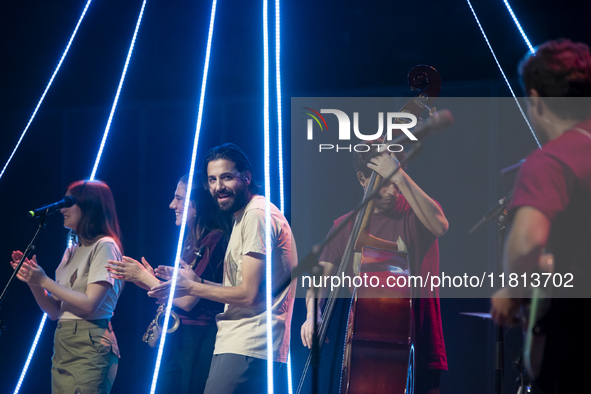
left=55, top=237, right=124, bottom=321
left=510, top=122, right=591, bottom=294
left=213, top=196, right=297, bottom=363
left=509, top=120, right=591, bottom=390
left=174, top=230, right=227, bottom=325
left=320, top=194, right=447, bottom=370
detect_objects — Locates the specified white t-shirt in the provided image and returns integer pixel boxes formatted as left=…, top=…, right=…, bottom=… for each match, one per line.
left=214, top=196, right=297, bottom=363
left=55, top=237, right=124, bottom=320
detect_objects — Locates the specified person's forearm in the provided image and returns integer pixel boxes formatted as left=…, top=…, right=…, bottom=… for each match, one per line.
left=504, top=228, right=545, bottom=286
left=29, top=285, right=61, bottom=320
left=305, top=288, right=325, bottom=319
left=188, top=282, right=259, bottom=308
left=135, top=271, right=160, bottom=291
left=173, top=295, right=201, bottom=311
left=203, top=279, right=222, bottom=286
left=39, top=277, right=99, bottom=317
left=504, top=207, right=549, bottom=277
left=173, top=277, right=227, bottom=311
left=304, top=261, right=335, bottom=318
left=395, top=172, right=449, bottom=236
left=503, top=237, right=540, bottom=298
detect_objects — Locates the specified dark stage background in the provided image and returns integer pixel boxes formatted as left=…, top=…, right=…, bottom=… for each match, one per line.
left=1, top=1, right=590, bottom=393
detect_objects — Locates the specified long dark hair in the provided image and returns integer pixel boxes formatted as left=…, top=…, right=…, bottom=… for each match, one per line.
left=179, top=172, right=232, bottom=246
left=202, top=143, right=260, bottom=194
left=66, top=180, right=123, bottom=253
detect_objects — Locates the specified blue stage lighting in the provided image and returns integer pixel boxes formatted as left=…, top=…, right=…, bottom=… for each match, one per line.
left=263, top=0, right=276, bottom=392
left=149, top=1, right=219, bottom=392
left=0, top=0, right=94, bottom=182
left=90, top=0, right=148, bottom=180
left=503, top=0, right=535, bottom=53
left=13, top=314, right=48, bottom=394
left=465, top=0, right=540, bottom=148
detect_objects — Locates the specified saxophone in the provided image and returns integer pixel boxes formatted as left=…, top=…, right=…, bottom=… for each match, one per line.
left=142, top=245, right=206, bottom=347
left=142, top=304, right=180, bottom=348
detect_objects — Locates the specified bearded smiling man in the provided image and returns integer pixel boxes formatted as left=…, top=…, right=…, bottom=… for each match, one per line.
left=208, top=158, right=249, bottom=214
left=149, top=143, right=297, bottom=394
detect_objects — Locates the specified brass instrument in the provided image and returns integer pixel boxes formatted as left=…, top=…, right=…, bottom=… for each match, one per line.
left=142, top=304, right=181, bottom=348
left=142, top=244, right=206, bottom=347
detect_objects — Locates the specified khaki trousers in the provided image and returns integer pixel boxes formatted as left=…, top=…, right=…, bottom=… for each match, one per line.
left=52, top=319, right=120, bottom=394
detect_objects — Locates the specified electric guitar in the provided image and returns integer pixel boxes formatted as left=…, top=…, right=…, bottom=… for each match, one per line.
left=522, top=252, right=554, bottom=380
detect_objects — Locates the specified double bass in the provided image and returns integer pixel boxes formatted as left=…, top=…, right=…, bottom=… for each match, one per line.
left=297, top=65, right=441, bottom=394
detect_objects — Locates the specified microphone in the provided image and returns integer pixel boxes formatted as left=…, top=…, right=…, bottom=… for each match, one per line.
left=390, top=109, right=454, bottom=145
left=29, top=196, right=76, bottom=218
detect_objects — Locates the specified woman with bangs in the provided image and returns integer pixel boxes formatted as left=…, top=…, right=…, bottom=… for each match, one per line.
left=10, top=180, right=124, bottom=394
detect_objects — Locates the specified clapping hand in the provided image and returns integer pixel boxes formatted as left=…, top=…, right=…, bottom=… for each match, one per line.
left=10, top=251, right=47, bottom=287
left=148, top=270, right=195, bottom=301
left=155, top=259, right=198, bottom=282
left=106, top=256, right=155, bottom=282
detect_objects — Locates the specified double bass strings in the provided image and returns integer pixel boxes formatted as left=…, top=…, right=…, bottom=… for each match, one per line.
left=13, top=2, right=148, bottom=392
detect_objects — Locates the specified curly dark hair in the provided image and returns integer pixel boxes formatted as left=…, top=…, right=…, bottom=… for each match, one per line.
left=519, top=39, right=591, bottom=119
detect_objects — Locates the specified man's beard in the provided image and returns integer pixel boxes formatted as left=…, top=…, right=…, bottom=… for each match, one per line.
left=215, top=188, right=248, bottom=214
left=375, top=194, right=398, bottom=212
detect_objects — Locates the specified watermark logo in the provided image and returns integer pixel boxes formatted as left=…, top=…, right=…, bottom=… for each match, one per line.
left=304, top=108, right=417, bottom=152
left=303, top=107, right=329, bottom=137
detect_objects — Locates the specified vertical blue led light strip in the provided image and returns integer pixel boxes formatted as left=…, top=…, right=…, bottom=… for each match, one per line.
left=465, top=0, right=541, bottom=148
left=0, top=0, right=94, bottom=182
left=274, top=1, right=292, bottom=393
left=275, top=0, right=285, bottom=215
left=149, top=1, right=218, bottom=393
left=90, top=0, right=147, bottom=180
left=263, top=0, right=275, bottom=393
left=13, top=314, right=47, bottom=394
left=502, top=0, right=535, bottom=53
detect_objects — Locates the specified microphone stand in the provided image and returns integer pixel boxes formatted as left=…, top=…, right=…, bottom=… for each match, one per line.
left=468, top=191, right=513, bottom=394
left=0, top=214, right=49, bottom=339
left=310, top=265, right=322, bottom=394
left=469, top=191, right=512, bottom=236
left=280, top=141, right=425, bottom=394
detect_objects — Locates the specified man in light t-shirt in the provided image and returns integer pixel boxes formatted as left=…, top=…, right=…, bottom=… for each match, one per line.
left=150, top=143, right=296, bottom=394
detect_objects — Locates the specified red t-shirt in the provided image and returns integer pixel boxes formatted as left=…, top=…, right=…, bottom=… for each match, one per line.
left=320, top=194, right=448, bottom=370
left=509, top=120, right=591, bottom=391
left=510, top=120, right=591, bottom=294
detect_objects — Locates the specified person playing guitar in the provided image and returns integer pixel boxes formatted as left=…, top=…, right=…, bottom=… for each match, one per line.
left=490, top=39, right=591, bottom=394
